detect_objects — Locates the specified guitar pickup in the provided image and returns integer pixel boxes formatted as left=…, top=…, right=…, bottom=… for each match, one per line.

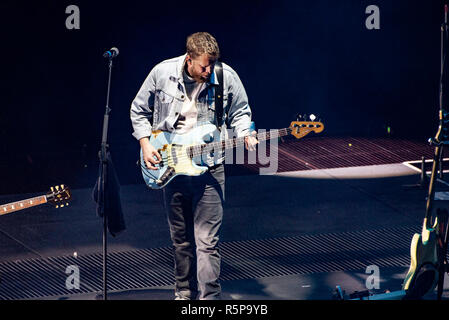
left=156, top=167, right=175, bottom=186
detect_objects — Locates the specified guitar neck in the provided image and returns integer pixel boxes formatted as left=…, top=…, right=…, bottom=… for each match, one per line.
left=0, top=195, right=48, bottom=216
left=188, top=127, right=292, bottom=158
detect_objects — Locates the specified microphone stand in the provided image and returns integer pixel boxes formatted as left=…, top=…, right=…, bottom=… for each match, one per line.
left=97, top=56, right=114, bottom=300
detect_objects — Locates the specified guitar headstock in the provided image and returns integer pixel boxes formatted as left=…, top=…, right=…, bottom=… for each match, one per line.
left=46, top=185, right=71, bottom=208
left=289, top=114, right=324, bottom=139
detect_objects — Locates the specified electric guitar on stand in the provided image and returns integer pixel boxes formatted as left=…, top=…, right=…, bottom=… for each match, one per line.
left=335, top=5, right=449, bottom=301
left=139, top=116, right=324, bottom=189
left=402, top=4, right=449, bottom=299
left=402, top=192, right=440, bottom=299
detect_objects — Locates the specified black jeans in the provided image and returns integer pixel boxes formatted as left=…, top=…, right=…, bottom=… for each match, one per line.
left=163, top=164, right=225, bottom=300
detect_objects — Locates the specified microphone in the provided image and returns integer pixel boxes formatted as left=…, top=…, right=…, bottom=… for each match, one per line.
left=103, top=47, right=119, bottom=58
left=444, top=5, right=448, bottom=44
left=445, top=4, right=448, bottom=25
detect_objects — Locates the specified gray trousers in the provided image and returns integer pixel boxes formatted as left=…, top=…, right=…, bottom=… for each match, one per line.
left=162, top=164, right=225, bottom=300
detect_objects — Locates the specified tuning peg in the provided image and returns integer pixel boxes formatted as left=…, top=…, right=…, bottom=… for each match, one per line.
left=55, top=205, right=59, bottom=209
left=296, top=113, right=304, bottom=121
left=309, top=114, right=316, bottom=121
left=51, top=186, right=54, bottom=192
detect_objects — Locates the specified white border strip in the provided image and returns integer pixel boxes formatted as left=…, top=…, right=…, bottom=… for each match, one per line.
left=402, top=158, right=449, bottom=187
left=402, top=158, right=449, bottom=174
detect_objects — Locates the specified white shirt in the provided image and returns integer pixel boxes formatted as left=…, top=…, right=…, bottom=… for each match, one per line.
left=175, top=70, right=204, bottom=134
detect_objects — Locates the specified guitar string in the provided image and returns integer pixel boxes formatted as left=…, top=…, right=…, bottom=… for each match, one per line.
left=141, top=137, right=263, bottom=175
left=144, top=124, right=320, bottom=167
left=172, top=126, right=304, bottom=164
left=147, top=129, right=290, bottom=168
left=140, top=129, right=317, bottom=182
left=141, top=139, right=246, bottom=171
left=142, top=126, right=321, bottom=172
left=141, top=128, right=295, bottom=173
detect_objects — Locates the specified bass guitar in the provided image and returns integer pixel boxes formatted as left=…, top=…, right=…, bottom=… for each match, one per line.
left=139, top=118, right=324, bottom=189
left=0, top=185, right=71, bottom=216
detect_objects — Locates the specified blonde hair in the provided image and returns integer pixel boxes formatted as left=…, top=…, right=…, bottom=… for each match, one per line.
left=186, top=32, right=220, bottom=59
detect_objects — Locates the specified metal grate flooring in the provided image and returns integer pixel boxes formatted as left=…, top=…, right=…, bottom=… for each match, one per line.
left=0, top=225, right=422, bottom=300
left=241, top=137, right=436, bottom=173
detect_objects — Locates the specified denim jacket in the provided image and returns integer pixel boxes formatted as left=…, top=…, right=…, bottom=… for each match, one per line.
left=130, top=54, right=252, bottom=143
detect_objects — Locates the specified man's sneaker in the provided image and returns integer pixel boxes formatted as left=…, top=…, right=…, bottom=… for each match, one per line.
left=174, top=292, right=191, bottom=300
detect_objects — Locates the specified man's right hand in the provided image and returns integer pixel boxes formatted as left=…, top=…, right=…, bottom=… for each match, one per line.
left=140, top=137, right=162, bottom=170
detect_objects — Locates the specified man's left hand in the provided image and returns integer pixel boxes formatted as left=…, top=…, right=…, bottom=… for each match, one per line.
left=245, top=131, right=259, bottom=152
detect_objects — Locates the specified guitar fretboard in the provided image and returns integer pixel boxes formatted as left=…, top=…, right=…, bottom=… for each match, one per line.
left=187, top=127, right=293, bottom=158
left=0, top=195, right=47, bottom=215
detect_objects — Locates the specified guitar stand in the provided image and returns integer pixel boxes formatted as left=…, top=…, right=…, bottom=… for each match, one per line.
left=402, top=156, right=429, bottom=189
left=437, top=207, right=449, bottom=299
left=429, top=5, right=449, bottom=299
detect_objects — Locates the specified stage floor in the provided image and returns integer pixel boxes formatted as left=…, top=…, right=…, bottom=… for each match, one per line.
left=1, top=137, right=448, bottom=300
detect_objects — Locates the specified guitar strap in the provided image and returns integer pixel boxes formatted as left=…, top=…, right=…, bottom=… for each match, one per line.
left=214, top=61, right=224, bottom=129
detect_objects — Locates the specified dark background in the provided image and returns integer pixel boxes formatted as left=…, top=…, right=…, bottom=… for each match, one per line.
left=0, top=0, right=445, bottom=195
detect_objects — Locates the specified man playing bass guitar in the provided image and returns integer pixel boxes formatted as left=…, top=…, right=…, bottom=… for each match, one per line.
left=130, top=32, right=258, bottom=300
